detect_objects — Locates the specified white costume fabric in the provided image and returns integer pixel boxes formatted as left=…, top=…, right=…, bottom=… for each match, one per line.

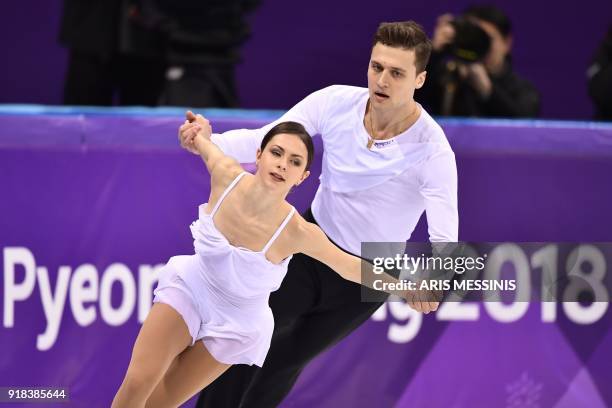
left=154, top=172, right=295, bottom=366
left=211, top=85, right=458, bottom=255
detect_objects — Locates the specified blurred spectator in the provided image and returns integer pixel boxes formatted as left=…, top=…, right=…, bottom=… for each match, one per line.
left=417, top=5, right=540, bottom=118
left=59, top=0, right=260, bottom=107
left=59, top=0, right=165, bottom=106
left=587, top=25, right=612, bottom=120
left=151, top=0, right=261, bottom=107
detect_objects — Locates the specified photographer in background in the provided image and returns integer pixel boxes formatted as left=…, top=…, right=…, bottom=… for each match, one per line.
left=587, top=24, right=612, bottom=120
left=417, top=5, right=540, bottom=118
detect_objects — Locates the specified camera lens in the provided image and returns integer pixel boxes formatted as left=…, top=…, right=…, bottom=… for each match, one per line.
left=449, top=18, right=491, bottom=62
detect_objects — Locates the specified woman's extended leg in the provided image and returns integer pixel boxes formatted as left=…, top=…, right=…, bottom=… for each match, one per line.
left=112, top=303, right=192, bottom=408
left=145, top=341, right=231, bottom=407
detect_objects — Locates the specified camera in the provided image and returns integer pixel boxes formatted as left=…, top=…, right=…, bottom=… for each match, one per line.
left=448, top=17, right=491, bottom=62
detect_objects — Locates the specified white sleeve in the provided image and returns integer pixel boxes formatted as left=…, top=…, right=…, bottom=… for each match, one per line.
left=418, top=148, right=459, bottom=242
left=210, top=87, right=331, bottom=163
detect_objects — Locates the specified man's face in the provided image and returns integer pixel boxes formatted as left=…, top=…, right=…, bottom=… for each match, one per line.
left=367, top=43, right=426, bottom=111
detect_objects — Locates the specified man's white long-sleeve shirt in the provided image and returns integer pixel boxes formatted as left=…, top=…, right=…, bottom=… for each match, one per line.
left=211, top=85, right=458, bottom=254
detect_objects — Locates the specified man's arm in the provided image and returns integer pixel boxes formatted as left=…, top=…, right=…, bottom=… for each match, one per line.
left=484, top=74, right=541, bottom=118
left=418, top=148, right=459, bottom=243
left=179, top=87, right=332, bottom=162
left=295, top=220, right=439, bottom=313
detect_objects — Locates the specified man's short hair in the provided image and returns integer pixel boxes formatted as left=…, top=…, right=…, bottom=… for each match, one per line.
left=372, top=21, right=432, bottom=73
left=464, top=5, right=512, bottom=38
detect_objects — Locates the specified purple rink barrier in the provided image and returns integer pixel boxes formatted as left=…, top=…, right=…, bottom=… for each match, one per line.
left=1, top=106, right=612, bottom=407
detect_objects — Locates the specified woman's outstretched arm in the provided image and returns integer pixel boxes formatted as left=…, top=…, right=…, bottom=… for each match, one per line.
left=293, top=219, right=439, bottom=314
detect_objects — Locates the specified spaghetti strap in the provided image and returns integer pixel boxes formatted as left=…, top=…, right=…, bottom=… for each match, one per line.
left=210, top=172, right=248, bottom=217
left=262, top=206, right=296, bottom=253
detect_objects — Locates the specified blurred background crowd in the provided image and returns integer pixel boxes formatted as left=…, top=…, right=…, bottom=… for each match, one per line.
left=0, top=0, right=610, bottom=120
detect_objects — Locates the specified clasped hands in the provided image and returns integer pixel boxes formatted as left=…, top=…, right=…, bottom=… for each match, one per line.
left=178, top=110, right=212, bottom=154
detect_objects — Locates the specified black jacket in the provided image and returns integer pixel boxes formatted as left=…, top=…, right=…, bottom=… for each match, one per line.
left=59, top=0, right=260, bottom=63
left=588, top=26, right=612, bottom=120
left=417, top=51, right=540, bottom=118
left=59, top=0, right=122, bottom=57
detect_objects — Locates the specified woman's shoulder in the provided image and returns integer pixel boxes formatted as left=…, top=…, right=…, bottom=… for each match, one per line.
left=206, top=161, right=247, bottom=212
left=210, top=158, right=245, bottom=190
left=281, top=211, right=323, bottom=251
left=283, top=209, right=305, bottom=234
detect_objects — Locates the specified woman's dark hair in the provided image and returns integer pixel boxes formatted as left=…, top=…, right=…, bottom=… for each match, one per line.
left=260, top=121, right=314, bottom=171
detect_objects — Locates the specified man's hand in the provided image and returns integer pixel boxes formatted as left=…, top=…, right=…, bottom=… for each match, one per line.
left=404, top=287, right=442, bottom=314
left=178, top=111, right=212, bottom=154
left=465, top=63, right=493, bottom=98
left=432, top=13, right=455, bottom=52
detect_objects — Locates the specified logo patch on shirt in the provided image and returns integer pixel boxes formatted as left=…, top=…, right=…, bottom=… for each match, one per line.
left=373, top=139, right=396, bottom=148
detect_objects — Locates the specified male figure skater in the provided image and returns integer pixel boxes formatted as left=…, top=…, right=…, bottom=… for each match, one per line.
left=180, top=21, right=458, bottom=407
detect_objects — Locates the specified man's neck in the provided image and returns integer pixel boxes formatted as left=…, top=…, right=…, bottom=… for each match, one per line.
left=367, top=100, right=420, bottom=140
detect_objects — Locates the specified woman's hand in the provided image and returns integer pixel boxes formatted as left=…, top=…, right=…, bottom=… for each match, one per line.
left=178, top=111, right=212, bottom=154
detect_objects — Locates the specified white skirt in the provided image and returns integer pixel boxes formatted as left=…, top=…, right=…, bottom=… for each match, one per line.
left=153, top=255, right=274, bottom=367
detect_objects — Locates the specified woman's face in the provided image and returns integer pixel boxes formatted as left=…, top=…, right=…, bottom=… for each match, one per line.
left=255, top=133, right=310, bottom=192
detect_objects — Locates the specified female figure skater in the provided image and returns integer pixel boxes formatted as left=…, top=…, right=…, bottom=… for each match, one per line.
left=112, top=118, right=427, bottom=407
